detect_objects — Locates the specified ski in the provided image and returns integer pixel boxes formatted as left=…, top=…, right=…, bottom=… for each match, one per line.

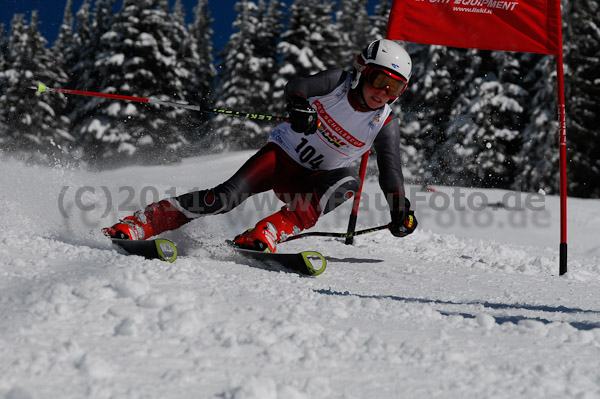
left=231, top=246, right=327, bottom=276
left=111, top=238, right=178, bottom=263
left=110, top=237, right=326, bottom=276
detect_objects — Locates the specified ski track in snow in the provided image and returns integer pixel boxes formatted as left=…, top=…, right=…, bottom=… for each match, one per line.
left=1, top=153, right=600, bottom=399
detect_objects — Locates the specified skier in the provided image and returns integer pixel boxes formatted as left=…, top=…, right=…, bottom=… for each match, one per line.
left=102, top=39, right=418, bottom=252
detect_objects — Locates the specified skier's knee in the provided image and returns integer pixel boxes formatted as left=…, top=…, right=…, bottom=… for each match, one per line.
left=320, top=168, right=360, bottom=214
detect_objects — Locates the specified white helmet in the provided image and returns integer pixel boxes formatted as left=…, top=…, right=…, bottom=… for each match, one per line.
left=351, top=39, right=412, bottom=102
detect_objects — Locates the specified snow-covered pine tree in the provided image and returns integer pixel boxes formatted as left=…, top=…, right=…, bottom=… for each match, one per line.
left=563, top=0, right=600, bottom=197
left=480, top=51, right=528, bottom=187
left=211, top=0, right=276, bottom=150
left=1, top=15, right=27, bottom=153
left=53, top=0, right=76, bottom=74
left=170, top=0, right=210, bottom=148
left=336, top=0, right=370, bottom=68
left=255, top=0, right=286, bottom=119
left=369, top=0, right=390, bottom=40
left=172, top=0, right=185, bottom=24
left=181, top=0, right=217, bottom=153
left=0, top=24, right=7, bottom=68
left=189, top=0, right=216, bottom=107
left=513, top=53, right=559, bottom=194
left=66, top=0, right=93, bottom=91
left=311, top=0, right=344, bottom=70
left=74, top=0, right=188, bottom=167
left=277, top=0, right=342, bottom=84
left=0, top=24, right=8, bottom=142
left=440, top=49, right=484, bottom=186
left=67, top=0, right=117, bottom=161
left=1, top=12, right=71, bottom=163
left=401, top=45, right=466, bottom=186
left=447, top=50, right=526, bottom=189
left=61, top=0, right=95, bottom=145
left=87, top=0, right=117, bottom=88
left=171, top=0, right=195, bottom=133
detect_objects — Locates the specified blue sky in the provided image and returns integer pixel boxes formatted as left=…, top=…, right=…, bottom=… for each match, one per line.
left=1, top=0, right=379, bottom=51
left=1, top=0, right=251, bottom=50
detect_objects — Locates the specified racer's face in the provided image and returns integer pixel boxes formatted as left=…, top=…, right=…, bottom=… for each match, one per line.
left=362, top=80, right=390, bottom=109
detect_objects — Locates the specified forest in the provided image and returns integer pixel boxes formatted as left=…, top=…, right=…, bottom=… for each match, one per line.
left=0, top=0, right=598, bottom=197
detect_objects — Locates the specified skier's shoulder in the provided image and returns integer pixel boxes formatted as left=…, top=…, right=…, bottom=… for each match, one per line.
left=384, top=108, right=399, bottom=126
left=302, top=68, right=348, bottom=89
left=375, top=108, right=399, bottom=142
left=286, top=68, right=349, bottom=98
left=315, top=68, right=348, bottom=84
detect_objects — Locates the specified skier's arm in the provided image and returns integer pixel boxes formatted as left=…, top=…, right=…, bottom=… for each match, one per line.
left=284, top=69, right=347, bottom=135
left=373, top=114, right=418, bottom=237
left=373, top=114, right=406, bottom=203
left=284, top=69, right=347, bottom=99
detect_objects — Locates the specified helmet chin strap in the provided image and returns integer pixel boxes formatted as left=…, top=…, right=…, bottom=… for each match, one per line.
left=359, top=87, right=380, bottom=111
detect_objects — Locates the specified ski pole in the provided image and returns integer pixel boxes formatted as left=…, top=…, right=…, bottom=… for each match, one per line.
left=32, top=83, right=287, bottom=122
left=283, top=224, right=389, bottom=243
left=345, top=151, right=370, bottom=245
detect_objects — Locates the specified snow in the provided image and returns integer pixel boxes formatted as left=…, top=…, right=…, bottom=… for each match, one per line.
left=101, top=31, right=119, bottom=42
left=87, top=119, right=111, bottom=141
left=138, top=32, right=157, bottom=47
left=138, top=135, right=154, bottom=146
left=106, top=53, right=125, bottom=66
left=1, top=152, right=599, bottom=398
left=106, top=103, right=121, bottom=116
left=124, top=103, right=138, bottom=116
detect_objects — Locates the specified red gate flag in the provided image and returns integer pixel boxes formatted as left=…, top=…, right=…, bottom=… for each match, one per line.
left=387, top=0, right=560, bottom=55
left=386, top=0, right=568, bottom=275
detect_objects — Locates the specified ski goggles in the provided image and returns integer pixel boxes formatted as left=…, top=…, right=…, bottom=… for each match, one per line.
left=365, top=67, right=408, bottom=99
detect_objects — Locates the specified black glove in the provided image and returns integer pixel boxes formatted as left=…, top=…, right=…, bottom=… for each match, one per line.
left=389, top=198, right=418, bottom=237
left=286, top=96, right=318, bottom=135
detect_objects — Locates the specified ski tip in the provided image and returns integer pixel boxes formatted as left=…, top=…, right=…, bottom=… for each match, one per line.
left=37, top=83, right=47, bottom=93
left=302, top=251, right=327, bottom=276
left=155, top=238, right=178, bottom=263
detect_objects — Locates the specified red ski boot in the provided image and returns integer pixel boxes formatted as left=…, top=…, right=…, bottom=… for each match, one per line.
left=233, top=207, right=307, bottom=253
left=233, top=225, right=279, bottom=252
left=102, top=199, right=192, bottom=240
left=102, top=211, right=154, bottom=240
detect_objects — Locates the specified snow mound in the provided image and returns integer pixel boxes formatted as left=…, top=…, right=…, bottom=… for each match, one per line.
left=1, top=153, right=599, bottom=398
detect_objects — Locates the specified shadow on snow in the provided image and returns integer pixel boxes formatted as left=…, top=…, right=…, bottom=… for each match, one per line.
left=314, top=289, right=600, bottom=331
